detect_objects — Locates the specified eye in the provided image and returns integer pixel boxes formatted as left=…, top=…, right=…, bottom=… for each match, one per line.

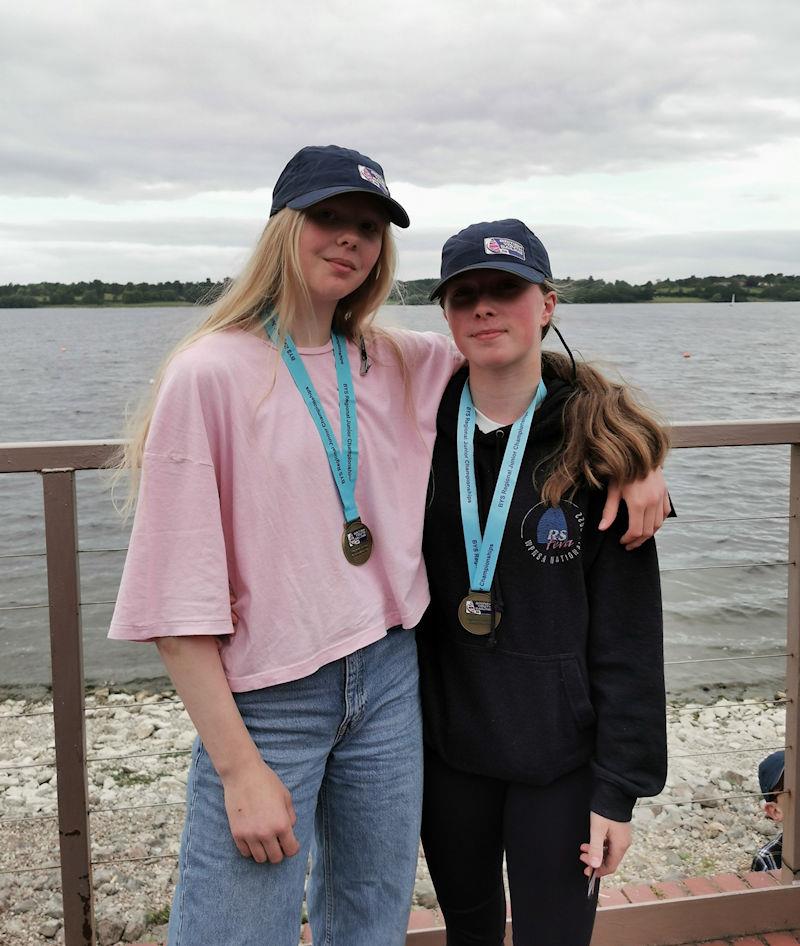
left=448, top=287, right=476, bottom=307
left=311, top=208, right=338, bottom=225
left=360, top=218, right=381, bottom=235
left=495, top=278, right=524, bottom=295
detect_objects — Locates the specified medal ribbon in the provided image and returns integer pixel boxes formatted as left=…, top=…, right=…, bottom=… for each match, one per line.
left=266, top=319, right=360, bottom=523
left=457, top=379, right=547, bottom=592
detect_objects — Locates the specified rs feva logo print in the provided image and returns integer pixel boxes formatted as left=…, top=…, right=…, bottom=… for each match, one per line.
left=520, top=501, right=584, bottom=565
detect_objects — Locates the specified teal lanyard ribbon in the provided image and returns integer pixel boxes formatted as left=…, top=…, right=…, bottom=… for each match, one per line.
left=457, top=379, right=547, bottom=591
left=266, top=319, right=360, bottom=522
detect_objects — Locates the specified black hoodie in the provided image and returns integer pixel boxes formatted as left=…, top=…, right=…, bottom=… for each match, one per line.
left=419, top=365, right=667, bottom=822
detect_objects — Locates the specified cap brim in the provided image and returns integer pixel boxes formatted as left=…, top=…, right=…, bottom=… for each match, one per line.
left=429, top=260, right=548, bottom=301
left=286, top=186, right=410, bottom=228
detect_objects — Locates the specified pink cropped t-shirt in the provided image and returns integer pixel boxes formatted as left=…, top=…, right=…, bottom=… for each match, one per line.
left=108, top=326, right=462, bottom=691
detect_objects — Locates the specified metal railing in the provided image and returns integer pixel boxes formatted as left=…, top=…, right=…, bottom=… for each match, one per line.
left=1, top=420, right=799, bottom=946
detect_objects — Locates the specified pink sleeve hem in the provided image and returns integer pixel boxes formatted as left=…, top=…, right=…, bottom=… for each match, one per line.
left=108, top=622, right=233, bottom=643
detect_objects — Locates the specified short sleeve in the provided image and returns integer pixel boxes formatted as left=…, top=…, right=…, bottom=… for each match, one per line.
left=108, top=356, right=233, bottom=642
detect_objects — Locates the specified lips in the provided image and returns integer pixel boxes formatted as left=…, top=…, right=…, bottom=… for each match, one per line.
left=326, top=257, right=356, bottom=272
left=471, top=329, right=506, bottom=340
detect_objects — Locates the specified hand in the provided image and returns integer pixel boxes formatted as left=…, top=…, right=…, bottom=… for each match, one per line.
left=230, top=587, right=239, bottom=626
left=579, top=811, right=631, bottom=878
left=599, top=468, right=670, bottom=550
left=222, top=759, right=300, bottom=863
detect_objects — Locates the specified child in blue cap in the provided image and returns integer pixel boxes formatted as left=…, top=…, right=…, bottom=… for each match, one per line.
left=418, top=219, right=668, bottom=945
left=752, top=750, right=785, bottom=871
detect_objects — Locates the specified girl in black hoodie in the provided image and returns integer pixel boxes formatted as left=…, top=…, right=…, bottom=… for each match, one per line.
left=418, top=219, right=667, bottom=946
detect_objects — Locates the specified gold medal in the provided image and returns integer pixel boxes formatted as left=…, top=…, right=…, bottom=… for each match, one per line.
left=342, top=519, right=373, bottom=566
left=457, top=591, right=500, bottom=636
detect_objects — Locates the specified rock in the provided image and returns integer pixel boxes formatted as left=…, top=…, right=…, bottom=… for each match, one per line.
left=11, top=897, right=37, bottom=913
left=96, top=914, right=126, bottom=945
left=39, top=918, right=61, bottom=938
left=704, top=821, right=726, bottom=838
left=135, top=721, right=155, bottom=739
left=43, top=898, right=64, bottom=918
left=415, top=879, right=438, bottom=910
left=122, top=909, right=148, bottom=941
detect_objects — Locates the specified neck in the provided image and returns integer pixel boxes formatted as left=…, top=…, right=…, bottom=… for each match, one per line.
left=468, top=359, right=543, bottom=425
left=292, top=300, right=337, bottom=347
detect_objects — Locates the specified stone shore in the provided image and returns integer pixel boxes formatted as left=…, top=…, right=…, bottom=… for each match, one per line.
left=0, top=686, right=786, bottom=945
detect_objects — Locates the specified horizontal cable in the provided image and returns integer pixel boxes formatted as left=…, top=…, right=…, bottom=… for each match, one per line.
left=665, top=653, right=788, bottom=665
left=92, top=853, right=179, bottom=867
left=669, top=743, right=785, bottom=759
left=0, top=599, right=120, bottom=612
left=0, top=602, right=49, bottom=612
left=78, top=547, right=128, bottom=554
left=638, top=790, right=765, bottom=808
left=670, top=516, right=789, bottom=524
left=0, top=551, right=47, bottom=560
left=0, top=800, right=186, bottom=827
left=0, top=863, right=60, bottom=876
left=660, top=560, right=790, bottom=573
left=0, top=812, right=58, bottom=825
left=0, top=698, right=183, bottom=720
left=87, top=749, right=191, bottom=764
left=0, top=748, right=191, bottom=772
left=670, top=698, right=789, bottom=715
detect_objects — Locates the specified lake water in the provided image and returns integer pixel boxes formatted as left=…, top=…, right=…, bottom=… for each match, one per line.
left=1, top=302, right=798, bottom=695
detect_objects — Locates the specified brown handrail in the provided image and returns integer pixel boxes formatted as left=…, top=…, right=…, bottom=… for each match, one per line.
left=1, top=421, right=799, bottom=946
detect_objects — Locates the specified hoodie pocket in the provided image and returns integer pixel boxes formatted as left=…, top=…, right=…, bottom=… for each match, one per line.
left=561, top=655, right=596, bottom=730
left=426, top=641, right=595, bottom=783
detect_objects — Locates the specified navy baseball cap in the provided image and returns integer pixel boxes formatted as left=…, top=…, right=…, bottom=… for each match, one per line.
left=270, top=145, right=410, bottom=228
left=759, top=750, right=785, bottom=799
left=430, top=219, right=552, bottom=301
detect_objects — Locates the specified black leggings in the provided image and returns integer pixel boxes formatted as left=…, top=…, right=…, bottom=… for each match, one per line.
left=421, top=749, right=599, bottom=946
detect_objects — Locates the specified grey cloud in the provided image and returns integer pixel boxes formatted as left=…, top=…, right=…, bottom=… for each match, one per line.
left=2, top=0, right=799, bottom=197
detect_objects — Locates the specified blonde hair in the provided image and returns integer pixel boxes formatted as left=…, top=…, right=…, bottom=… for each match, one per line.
left=113, top=206, right=398, bottom=514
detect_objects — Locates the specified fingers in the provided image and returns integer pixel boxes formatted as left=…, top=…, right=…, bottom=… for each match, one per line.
left=229, top=591, right=239, bottom=626
left=277, top=824, right=301, bottom=858
left=625, top=505, right=655, bottom=550
left=579, top=821, right=607, bottom=876
left=619, top=504, right=644, bottom=548
left=599, top=481, right=621, bottom=531
left=597, top=827, right=631, bottom=877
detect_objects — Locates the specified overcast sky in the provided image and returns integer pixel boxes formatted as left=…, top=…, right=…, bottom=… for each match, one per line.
left=1, top=0, right=798, bottom=284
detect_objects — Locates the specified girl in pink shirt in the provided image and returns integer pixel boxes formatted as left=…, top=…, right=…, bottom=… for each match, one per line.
left=110, top=145, right=669, bottom=946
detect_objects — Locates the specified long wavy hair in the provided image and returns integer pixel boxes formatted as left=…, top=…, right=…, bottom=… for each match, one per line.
left=537, top=279, right=669, bottom=504
left=441, top=277, right=669, bottom=505
left=113, top=206, right=398, bottom=514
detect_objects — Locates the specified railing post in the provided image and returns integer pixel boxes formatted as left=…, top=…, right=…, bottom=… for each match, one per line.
left=42, top=469, right=95, bottom=945
left=784, top=443, right=800, bottom=884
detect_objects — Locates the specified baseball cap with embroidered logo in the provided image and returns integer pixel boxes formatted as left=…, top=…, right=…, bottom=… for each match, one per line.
left=429, top=218, right=552, bottom=300
left=270, top=145, right=410, bottom=228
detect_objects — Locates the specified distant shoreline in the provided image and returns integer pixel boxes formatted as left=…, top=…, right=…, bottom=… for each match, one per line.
left=0, top=296, right=796, bottom=309
left=2, top=274, right=799, bottom=308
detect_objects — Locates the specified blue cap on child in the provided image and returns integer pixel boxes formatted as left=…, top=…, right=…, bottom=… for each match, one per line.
left=758, top=750, right=785, bottom=799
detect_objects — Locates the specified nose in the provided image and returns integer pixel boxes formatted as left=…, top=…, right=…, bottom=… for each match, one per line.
left=336, top=223, right=360, bottom=249
left=473, top=293, right=496, bottom=319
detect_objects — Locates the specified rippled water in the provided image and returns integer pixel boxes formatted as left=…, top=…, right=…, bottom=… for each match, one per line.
left=1, top=302, right=798, bottom=693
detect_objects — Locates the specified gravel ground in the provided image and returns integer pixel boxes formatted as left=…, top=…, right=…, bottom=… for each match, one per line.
left=0, top=685, right=786, bottom=945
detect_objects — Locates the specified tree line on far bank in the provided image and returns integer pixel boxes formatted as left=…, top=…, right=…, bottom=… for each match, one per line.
left=2, top=273, right=799, bottom=308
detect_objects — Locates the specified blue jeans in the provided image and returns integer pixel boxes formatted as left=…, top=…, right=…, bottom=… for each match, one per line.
left=167, top=628, right=423, bottom=946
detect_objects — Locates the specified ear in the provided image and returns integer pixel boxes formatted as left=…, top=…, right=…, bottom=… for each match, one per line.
left=541, top=289, right=557, bottom=327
